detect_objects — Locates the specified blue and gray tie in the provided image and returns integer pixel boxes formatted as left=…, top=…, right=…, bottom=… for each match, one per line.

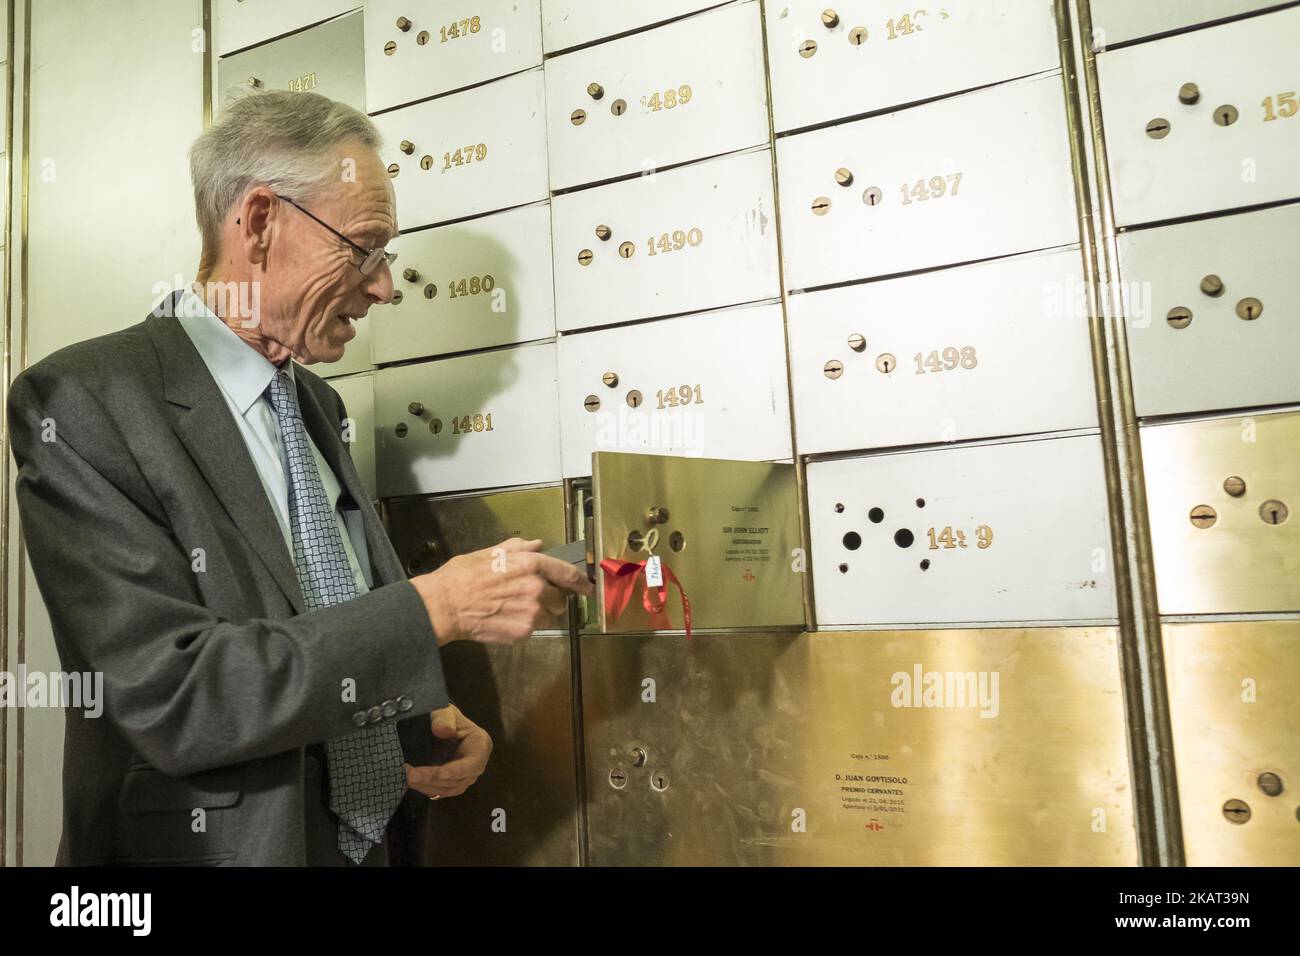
left=266, top=368, right=407, bottom=864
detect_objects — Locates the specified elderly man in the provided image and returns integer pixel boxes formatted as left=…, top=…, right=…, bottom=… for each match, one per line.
left=7, top=91, right=592, bottom=866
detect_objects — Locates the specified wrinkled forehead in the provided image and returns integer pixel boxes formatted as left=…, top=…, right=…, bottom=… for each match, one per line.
left=318, top=144, right=399, bottom=237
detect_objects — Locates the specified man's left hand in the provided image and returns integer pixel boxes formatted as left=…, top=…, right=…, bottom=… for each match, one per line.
left=403, top=703, right=492, bottom=800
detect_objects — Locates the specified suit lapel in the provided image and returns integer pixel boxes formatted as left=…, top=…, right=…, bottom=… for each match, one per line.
left=294, top=374, right=407, bottom=587
left=146, top=298, right=307, bottom=613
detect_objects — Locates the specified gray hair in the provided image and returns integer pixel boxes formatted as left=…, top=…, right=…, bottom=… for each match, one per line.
left=189, top=90, right=381, bottom=275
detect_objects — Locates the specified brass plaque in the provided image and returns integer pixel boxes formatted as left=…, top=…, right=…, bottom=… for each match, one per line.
left=590, top=452, right=804, bottom=632
left=1164, top=621, right=1300, bottom=866
left=581, top=628, right=1136, bottom=865
left=1142, top=410, right=1299, bottom=614
left=383, top=486, right=579, bottom=866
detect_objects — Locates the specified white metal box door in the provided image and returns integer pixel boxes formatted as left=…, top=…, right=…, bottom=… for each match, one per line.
left=776, top=74, right=1078, bottom=290
left=763, top=0, right=1059, bottom=133
left=808, top=436, right=1118, bottom=626
left=1097, top=6, right=1300, bottom=226
left=1090, top=0, right=1290, bottom=48
left=364, top=0, right=544, bottom=113
left=540, top=0, right=727, bottom=53
left=551, top=149, right=780, bottom=331
left=1120, top=203, right=1300, bottom=418
left=330, top=372, right=378, bottom=502
left=216, top=0, right=360, bottom=56
left=544, top=1, right=769, bottom=190
left=375, top=203, right=556, bottom=364
left=217, top=11, right=366, bottom=113
left=373, top=68, right=549, bottom=230
left=789, top=247, right=1098, bottom=455
left=374, top=341, right=562, bottom=496
left=557, top=303, right=793, bottom=478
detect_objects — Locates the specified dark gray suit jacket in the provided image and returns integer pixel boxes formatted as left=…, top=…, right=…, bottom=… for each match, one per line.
left=8, top=295, right=449, bottom=865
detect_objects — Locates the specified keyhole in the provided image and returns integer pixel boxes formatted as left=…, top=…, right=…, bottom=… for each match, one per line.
left=1213, top=104, right=1238, bottom=126
left=1259, top=499, right=1289, bottom=525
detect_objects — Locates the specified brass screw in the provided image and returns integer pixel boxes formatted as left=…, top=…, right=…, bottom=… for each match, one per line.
left=1258, top=772, right=1284, bottom=797
left=403, top=268, right=420, bottom=282
left=812, top=196, right=831, bottom=215
left=408, top=402, right=424, bottom=417
left=1222, top=799, right=1250, bottom=824
left=821, top=9, right=840, bottom=28
left=1189, top=504, right=1217, bottom=528
left=1200, top=274, right=1224, bottom=297
left=248, top=76, right=263, bottom=88
left=823, top=359, right=843, bottom=379
left=400, top=140, right=415, bottom=154
left=876, top=353, right=896, bottom=374
left=1166, top=306, right=1192, bottom=329
left=383, top=40, right=397, bottom=56
left=396, top=16, right=412, bottom=32
left=848, top=26, right=868, bottom=45
left=848, top=333, right=866, bottom=352
left=601, top=372, right=619, bottom=388
left=1223, top=476, right=1246, bottom=498
left=595, top=224, right=612, bottom=241
left=391, top=290, right=404, bottom=304
left=387, top=163, right=400, bottom=178
left=584, top=395, right=600, bottom=413
left=799, top=39, right=818, bottom=58
left=423, top=283, right=437, bottom=299
left=587, top=82, right=604, bottom=100
left=835, top=167, right=854, bottom=187
left=1213, top=104, right=1238, bottom=126
left=1145, top=117, right=1171, bottom=139
left=394, top=422, right=408, bottom=438
left=578, top=249, right=594, bottom=266
left=1178, top=82, right=1200, bottom=105
left=628, top=747, right=647, bottom=767
left=1236, top=297, right=1263, bottom=320
left=571, top=108, right=587, bottom=126
left=646, top=507, right=669, bottom=525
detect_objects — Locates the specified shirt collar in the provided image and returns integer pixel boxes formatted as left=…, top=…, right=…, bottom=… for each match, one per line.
left=176, top=289, right=293, bottom=415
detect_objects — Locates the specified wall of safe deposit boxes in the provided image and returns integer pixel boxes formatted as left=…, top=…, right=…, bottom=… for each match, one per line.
left=217, top=0, right=1299, bottom=631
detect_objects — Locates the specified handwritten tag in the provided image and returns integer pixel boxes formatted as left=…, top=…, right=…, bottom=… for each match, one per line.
left=644, top=555, right=664, bottom=588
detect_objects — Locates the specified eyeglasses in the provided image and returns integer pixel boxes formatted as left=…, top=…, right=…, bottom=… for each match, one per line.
left=279, top=195, right=398, bottom=277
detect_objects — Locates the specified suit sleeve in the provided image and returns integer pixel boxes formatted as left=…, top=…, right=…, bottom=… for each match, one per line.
left=8, top=367, right=450, bottom=778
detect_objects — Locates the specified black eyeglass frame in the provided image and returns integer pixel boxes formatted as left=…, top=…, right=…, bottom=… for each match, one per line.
left=278, top=194, right=398, bottom=277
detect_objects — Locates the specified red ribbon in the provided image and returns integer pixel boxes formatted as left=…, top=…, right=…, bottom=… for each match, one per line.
left=599, top=558, right=693, bottom=638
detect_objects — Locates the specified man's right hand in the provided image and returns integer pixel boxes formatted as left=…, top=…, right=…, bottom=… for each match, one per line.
left=411, top=537, right=594, bottom=646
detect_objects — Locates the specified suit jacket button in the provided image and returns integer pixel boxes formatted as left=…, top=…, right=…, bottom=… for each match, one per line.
left=397, top=695, right=413, bottom=712
left=366, top=705, right=383, bottom=723
left=381, top=699, right=397, bottom=718
left=351, top=710, right=369, bottom=727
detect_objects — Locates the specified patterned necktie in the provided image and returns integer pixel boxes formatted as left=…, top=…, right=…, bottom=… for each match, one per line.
left=266, top=368, right=407, bottom=864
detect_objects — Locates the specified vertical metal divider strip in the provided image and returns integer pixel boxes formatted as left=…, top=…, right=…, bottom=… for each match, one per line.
left=12, top=0, right=26, bottom=867
left=0, top=0, right=14, bottom=869
left=563, top=478, right=590, bottom=867
left=1058, top=0, right=1182, bottom=866
left=545, top=11, right=591, bottom=866
left=203, top=0, right=212, bottom=129
left=757, top=1, right=816, bottom=631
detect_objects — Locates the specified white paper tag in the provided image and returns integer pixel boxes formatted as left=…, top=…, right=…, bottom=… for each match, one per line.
left=644, top=554, right=664, bottom=588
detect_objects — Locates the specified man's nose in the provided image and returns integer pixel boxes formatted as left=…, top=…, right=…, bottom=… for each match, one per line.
left=364, top=259, right=396, bottom=305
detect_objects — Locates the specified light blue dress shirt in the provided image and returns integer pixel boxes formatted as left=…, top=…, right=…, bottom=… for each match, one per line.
left=175, top=290, right=372, bottom=594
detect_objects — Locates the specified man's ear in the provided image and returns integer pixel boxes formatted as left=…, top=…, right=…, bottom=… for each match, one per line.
left=237, top=186, right=277, bottom=266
